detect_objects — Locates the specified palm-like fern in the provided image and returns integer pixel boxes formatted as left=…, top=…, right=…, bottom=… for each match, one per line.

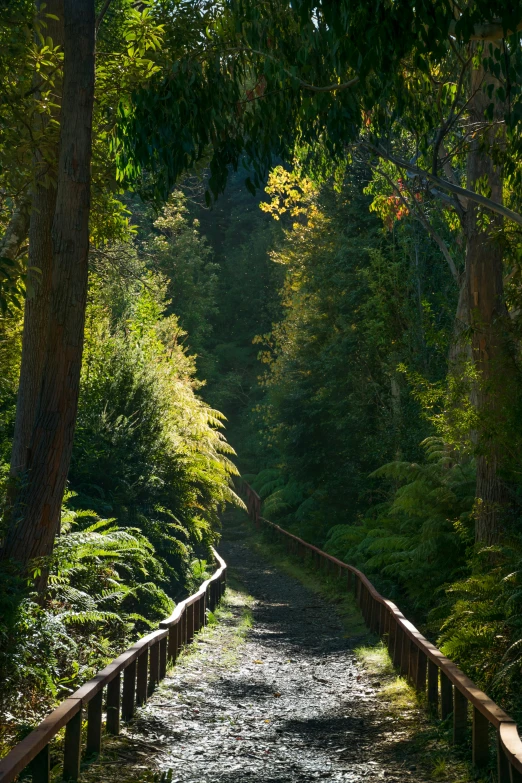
left=324, top=438, right=475, bottom=610
left=48, top=505, right=173, bottom=633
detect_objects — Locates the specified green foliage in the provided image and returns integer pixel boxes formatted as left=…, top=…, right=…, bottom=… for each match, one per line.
left=0, top=502, right=173, bottom=744
left=434, top=541, right=522, bottom=719
left=146, top=191, right=219, bottom=357
left=325, top=438, right=475, bottom=612
left=251, top=167, right=456, bottom=545
left=186, top=169, right=285, bottom=474
left=71, top=239, right=242, bottom=595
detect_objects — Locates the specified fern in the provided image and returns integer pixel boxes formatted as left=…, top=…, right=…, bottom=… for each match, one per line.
left=324, top=438, right=475, bottom=610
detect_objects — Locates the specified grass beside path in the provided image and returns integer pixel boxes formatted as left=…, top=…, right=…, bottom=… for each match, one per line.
left=224, top=510, right=487, bottom=783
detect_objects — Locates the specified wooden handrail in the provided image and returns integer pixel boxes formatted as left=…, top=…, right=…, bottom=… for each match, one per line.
left=0, top=549, right=227, bottom=783
left=241, top=481, right=522, bottom=783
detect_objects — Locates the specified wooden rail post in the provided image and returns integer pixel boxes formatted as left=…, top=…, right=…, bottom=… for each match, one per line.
left=383, top=606, right=389, bottom=638
left=387, top=615, right=396, bottom=658
left=378, top=603, right=385, bottom=636
left=453, top=687, right=468, bottom=744
left=181, top=608, right=187, bottom=646
left=86, top=689, right=103, bottom=756
left=415, top=649, right=427, bottom=692
left=63, top=706, right=82, bottom=781
left=187, top=603, right=194, bottom=643
left=136, top=649, right=148, bottom=706
left=193, top=599, right=199, bottom=633
left=393, top=625, right=403, bottom=669
left=168, top=623, right=178, bottom=663
left=29, top=745, right=50, bottom=783
left=472, top=707, right=489, bottom=767
left=149, top=641, right=160, bottom=694
left=200, top=592, right=206, bottom=628
left=427, top=660, right=438, bottom=713
left=122, top=659, right=136, bottom=721
left=400, top=631, right=410, bottom=678
left=160, top=636, right=168, bottom=679
left=496, top=729, right=511, bottom=783
left=408, top=641, right=417, bottom=685
left=440, top=671, right=453, bottom=720
left=106, top=673, right=121, bottom=735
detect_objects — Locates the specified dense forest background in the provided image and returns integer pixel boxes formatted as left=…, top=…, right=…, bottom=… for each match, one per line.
left=3, top=0, right=522, bottom=755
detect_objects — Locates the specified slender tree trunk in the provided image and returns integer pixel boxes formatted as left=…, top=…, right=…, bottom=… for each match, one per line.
left=10, top=0, right=63, bottom=477
left=3, top=0, right=95, bottom=567
left=465, top=61, right=512, bottom=545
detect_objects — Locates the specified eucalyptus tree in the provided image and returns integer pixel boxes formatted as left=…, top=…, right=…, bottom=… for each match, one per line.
left=1, top=0, right=95, bottom=575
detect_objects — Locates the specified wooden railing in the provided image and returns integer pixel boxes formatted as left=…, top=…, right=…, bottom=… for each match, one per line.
left=0, top=549, right=227, bottom=783
left=242, top=482, right=522, bottom=783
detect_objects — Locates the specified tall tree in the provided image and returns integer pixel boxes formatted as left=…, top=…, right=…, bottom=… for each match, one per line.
left=3, top=0, right=95, bottom=567
left=10, top=0, right=64, bottom=477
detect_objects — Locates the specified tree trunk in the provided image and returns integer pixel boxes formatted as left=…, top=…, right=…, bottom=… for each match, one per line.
left=465, top=61, right=512, bottom=545
left=10, top=0, right=63, bottom=477
left=3, top=0, right=95, bottom=568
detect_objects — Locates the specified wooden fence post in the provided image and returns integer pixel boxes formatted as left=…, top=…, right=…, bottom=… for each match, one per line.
left=378, top=603, right=385, bottom=636
left=393, top=625, right=403, bottom=669
left=415, top=649, right=427, bottom=693
left=387, top=613, right=395, bottom=654
left=29, top=745, right=50, bottom=783
left=453, top=687, right=468, bottom=744
left=149, top=641, right=160, bottom=694
left=440, top=671, right=453, bottom=720
left=136, top=649, right=148, bottom=706
left=181, top=608, right=187, bottom=646
left=472, top=707, right=489, bottom=767
left=168, top=623, right=178, bottom=663
left=408, top=641, right=418, bottom=685
left=427, top=660, right=438, bottom=713
left=187, top=603, right=195, bottom=643
left=400, top=632, right=410, bottom=678
left=106, top=673, right=121, bottom=735
left=86, top=689, right=103, bottom=756
left=122, top=660, right=136, bottom=721
left=497, top=729, right=512, bottom=783
left=200, top=592, right=206, bottom=628
left=63, top=706, right=82, bottom=782
left=159, top=636, right=168, bottom=679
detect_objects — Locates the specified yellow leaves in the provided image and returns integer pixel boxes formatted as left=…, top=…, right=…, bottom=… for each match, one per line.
left=260, top=164, right=318, bottom=221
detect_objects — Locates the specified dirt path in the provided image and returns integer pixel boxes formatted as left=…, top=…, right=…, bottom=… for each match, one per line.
left=85, top=526, right=440, bottom=783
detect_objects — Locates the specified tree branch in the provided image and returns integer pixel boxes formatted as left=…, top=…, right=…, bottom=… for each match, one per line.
left=228, top=48, right=359, bottom=93
left=363, top=141, right=522, bottom=227
left=449, top=18, right=522, bottom=41
left=95, top=0, right=113, bottom=34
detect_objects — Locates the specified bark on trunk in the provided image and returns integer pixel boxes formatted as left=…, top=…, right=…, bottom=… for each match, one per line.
left=10, top=0, right=63, bottom=477
left=3, top=0, right=95, bottom=567
left=465, top=61, right=512, bottom=545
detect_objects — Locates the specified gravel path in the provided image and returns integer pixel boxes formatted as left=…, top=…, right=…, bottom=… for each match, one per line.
left=87, top=532, right=434, bottom=783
